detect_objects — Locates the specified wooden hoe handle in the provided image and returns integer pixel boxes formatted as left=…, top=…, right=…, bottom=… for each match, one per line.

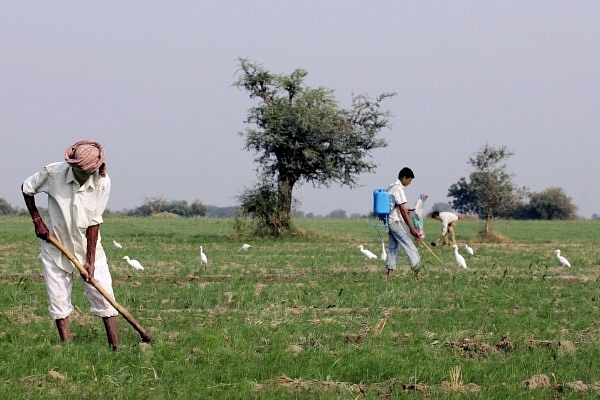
left=47, top=235, right=152, bottom=342
left=420, top=241, right=444, bottom=265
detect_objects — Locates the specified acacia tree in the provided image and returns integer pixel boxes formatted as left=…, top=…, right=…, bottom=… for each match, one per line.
left=448, top=144, right=527, bottom=235
left=234, top=58, right=395, bottom=235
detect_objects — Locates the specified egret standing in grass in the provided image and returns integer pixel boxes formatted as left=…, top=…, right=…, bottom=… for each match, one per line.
left=464, top=243, right=474, bottom=256
left=200, top=246, right=208, bottom=269
left=123, top=256, right=144, bottom=270
left=113, top=240, right=123, bottom=249
left=238, top=243, right=251, bottom=252
left=359, top=245, right=378, bottom=260
left=380, top=241, right=387, bottom=262
left=554, top=249, right=571, bottom=267
left=452, top=245, right=467, bottom=269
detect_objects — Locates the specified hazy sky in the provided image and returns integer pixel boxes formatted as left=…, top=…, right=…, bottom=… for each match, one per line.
left=2, top=1, right=599, bottom=217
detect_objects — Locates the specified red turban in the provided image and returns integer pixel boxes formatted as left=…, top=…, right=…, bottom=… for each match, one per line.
left=64, top=140, right=106, bottom=177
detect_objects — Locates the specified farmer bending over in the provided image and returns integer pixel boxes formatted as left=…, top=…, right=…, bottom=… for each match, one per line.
left=430, top=211, right=459, bottom=246
left=21, top=140, right=119, bottom=350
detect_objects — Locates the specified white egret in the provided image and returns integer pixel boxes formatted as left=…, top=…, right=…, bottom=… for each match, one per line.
left=464, top=244, right=474, bottom=256
left=452, top=245, right=467, bottom=269
left=380, top=241, right=387, bottom=262
left=554, top=249, right=571, bottom=267
left=113, top=240, right=123, bottom=249
left=123, top=256, right=144, bottom=270
left=200, top=246, right=208, bottom=268
left=238, top=243, right=252, bottom=252
left=359, top=245, right=378, bottom=260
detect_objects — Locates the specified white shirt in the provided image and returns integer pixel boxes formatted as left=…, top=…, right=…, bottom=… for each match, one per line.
left=438, top=211, right=459, bottom=235
left=22, top=162, right=110, bottom=272
left=387, top=179, right=408, bottom=224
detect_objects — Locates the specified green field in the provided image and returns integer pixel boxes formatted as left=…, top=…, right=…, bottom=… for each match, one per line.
left=1, top=215, right=600, bottom=399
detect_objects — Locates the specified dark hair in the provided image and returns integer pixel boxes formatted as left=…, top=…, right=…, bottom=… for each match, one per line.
left=431, top=211, right=440, bottom=218
left=398, top=167, right=415, bottom=179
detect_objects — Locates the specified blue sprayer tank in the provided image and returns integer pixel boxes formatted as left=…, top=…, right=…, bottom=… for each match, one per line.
left=373, top=189, right=390, bottom=224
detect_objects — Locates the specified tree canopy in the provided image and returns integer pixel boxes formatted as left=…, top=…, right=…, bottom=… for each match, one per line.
left=448, top=144, right=527, bottom=234
left=525, top=187, right=577, bottom=220
left=234, top=58, right=395, bottom=235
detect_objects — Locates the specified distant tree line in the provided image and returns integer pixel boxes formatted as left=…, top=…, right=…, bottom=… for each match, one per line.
left=0, top=197, right=239, bottom=218
left=0, top=190, right=594, bottom=220
left=125, top=197, right=237, bottom=217
left=0, top=196, right=369, bottom=219
left=0, top=181, right=592, bottom=222
left=0, top=198, right=18, bottom=215
left=126, top=197, right=206, bottom=217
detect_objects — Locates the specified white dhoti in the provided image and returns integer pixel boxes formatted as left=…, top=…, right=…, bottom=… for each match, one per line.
left=40, top=242, right=118, bottom=319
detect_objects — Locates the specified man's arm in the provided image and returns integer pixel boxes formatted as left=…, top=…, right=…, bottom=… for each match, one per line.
left=83, top=224, right=100, bottom=282
left=22, top=184, right=49, bottom=240
left=441, top=218, right=449, bottom=235
left=399, top=203, right=420, bottom=239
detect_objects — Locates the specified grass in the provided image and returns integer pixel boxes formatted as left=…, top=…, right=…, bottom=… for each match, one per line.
left=1, top=215, right=600, bottom=399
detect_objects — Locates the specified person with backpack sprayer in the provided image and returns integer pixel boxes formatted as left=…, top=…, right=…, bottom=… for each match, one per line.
left=385, top=167, right=422, bottom=280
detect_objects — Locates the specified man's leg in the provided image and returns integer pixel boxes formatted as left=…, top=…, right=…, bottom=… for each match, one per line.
left=41, top=253, right=75, bottom=342
left=386, top=268, right=395, bottom=280
left=399, top=234, right=421, bottom=270
left=102, top=316, right=119, bottom=350
left=442, top=233, right=449, bottom=245
left=84, top=251, right=120, bottom=349
left=386, top=223, right=401, bottom=280
left=55, top=317, right=74, bottom=342
left=448, top=223, right=457, bottom=245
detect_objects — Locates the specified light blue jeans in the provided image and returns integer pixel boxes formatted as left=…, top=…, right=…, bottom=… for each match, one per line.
left=386, top=221, right=421, bottom=270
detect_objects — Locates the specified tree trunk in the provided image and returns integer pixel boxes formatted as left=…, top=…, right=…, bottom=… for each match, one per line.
left=482, top=209, right=492, bottom=236
left=277, top=178, right=294, bottom=233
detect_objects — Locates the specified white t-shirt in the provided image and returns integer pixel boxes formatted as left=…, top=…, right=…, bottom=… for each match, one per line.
left=387, top=179, right=407, bottom=224
left=438, top=211, right=459, bottom=235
